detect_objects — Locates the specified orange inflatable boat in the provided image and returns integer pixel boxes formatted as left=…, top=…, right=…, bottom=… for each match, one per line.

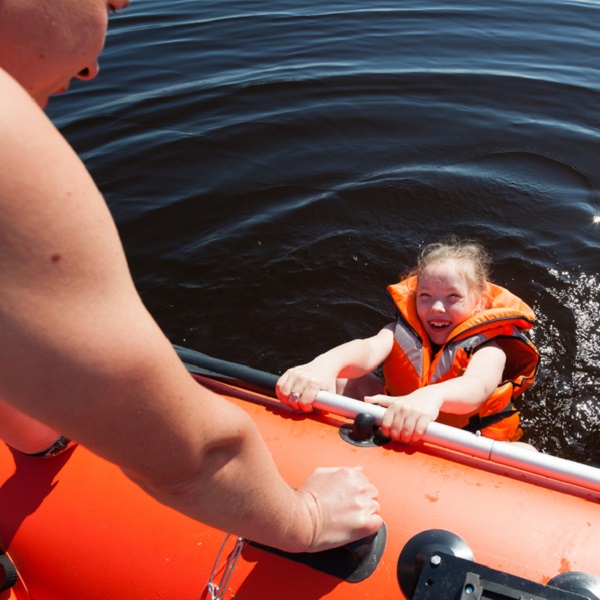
left=0, top=345, right=599, bottom=600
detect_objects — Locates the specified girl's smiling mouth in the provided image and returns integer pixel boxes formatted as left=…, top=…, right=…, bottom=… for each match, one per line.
left=429, top=320, right=451, bottom=330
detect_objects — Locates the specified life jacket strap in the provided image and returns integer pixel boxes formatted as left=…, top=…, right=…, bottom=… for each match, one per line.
left=463, top=404, right=518, bottom=434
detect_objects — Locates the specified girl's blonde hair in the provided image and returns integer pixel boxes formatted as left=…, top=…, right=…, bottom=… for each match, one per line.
left=407, top=236, right=493, bottom=299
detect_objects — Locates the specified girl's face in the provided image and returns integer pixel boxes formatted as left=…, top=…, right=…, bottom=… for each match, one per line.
left=415, top=259, right=484, bottom=346
left=0, top=0, right=130, bottom=108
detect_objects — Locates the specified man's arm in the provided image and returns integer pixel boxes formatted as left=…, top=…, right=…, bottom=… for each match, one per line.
left=0, top=69, right=381, bottom=552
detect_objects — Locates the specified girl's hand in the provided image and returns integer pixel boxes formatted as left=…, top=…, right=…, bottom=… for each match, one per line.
left=364, top=390, right=442, bottom=443
left=276, top=361, right=338, bottom=412
left=276, top=326, right=396, bottom=413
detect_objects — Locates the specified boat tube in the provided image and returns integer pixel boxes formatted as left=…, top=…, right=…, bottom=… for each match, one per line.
left=0, top=344, right=598, bottom=599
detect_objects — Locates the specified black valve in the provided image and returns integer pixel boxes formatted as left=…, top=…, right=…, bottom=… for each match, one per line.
left=397, top=529, right=474, bottom=599
left=0, top=552, right=18, bottom=592
left=339, top=412, right=391, bottom=447
left=548, top=572, right=600, bottom=600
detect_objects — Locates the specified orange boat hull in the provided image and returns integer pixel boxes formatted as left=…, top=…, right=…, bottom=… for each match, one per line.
left=0, top=374, right=598, bottom=599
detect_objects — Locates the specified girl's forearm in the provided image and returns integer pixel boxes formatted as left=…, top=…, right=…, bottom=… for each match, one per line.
left=317, top=327, right=394, bottom=379
left=435, top=375, right=493, bottom=414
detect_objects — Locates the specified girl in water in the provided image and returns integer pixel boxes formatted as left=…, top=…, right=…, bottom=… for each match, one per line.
left=277, top=238, right=539, bottom=443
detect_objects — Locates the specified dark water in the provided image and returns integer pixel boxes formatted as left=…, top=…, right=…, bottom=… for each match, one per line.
left=48, top=0, right=600, bottom=466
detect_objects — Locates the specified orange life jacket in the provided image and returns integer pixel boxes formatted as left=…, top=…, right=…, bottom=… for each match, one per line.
left=382, top=277, right=539, bottom=441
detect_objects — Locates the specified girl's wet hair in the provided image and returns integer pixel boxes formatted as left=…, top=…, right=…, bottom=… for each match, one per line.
left=406, top=236, right=493, bottom=298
